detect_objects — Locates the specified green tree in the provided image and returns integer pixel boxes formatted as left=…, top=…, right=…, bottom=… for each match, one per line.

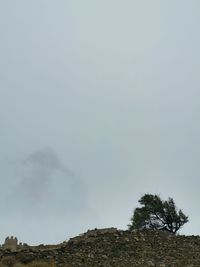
left=128, top=194, right=188, bottom=234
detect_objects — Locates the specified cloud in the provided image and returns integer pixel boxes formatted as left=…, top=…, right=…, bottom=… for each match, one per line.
left=5, top=147, right=88, bottom=218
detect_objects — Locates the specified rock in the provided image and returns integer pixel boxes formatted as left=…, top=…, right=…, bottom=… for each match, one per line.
left=1, top=229, right=200, bottom=266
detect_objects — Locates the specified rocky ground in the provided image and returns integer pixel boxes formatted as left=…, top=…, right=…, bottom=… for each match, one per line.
left=1, top=228, right=200, bottom=266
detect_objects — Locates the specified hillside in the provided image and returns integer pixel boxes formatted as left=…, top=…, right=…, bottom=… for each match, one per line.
left=1, top=228, right=200, bottom=267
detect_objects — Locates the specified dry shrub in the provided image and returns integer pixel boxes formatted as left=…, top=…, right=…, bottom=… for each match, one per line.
left=14, top=261, right=54, bottom=267
left=1, top=256, right=17, bottom=267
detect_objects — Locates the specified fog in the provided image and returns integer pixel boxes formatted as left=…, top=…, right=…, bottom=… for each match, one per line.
left=0, top=0, right=200, bottom=244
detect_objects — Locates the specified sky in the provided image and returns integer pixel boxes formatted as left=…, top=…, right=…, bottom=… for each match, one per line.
left=0, top=0, right=200, bottom=245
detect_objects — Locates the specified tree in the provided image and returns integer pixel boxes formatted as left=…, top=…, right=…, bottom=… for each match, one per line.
left=128, top=194, right=188, bottom=234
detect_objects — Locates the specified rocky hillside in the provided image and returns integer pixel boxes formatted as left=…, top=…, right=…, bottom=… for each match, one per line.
left=1, top=228, right=200, bottom=267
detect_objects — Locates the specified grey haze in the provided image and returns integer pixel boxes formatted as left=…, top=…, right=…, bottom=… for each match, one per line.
left=0, top=0, right=200, bottom=244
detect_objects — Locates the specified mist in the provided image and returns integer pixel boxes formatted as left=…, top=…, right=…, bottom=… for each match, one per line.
left=0, top=0, right=200, bottom=244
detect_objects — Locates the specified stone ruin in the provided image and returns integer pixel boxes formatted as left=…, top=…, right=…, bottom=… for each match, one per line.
left=2, top=236, right=28, bottom=252
left=3, top=237, right=18, bottom=252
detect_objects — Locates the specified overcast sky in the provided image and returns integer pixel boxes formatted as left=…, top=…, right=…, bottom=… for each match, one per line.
left=0, top=0, right=200, bottom=245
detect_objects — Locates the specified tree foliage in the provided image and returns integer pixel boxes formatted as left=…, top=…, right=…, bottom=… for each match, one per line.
left=128, top=194, right=188, bottom=234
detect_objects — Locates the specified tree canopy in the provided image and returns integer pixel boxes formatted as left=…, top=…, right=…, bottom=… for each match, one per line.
left=128, top=194, right=188, bottom=234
